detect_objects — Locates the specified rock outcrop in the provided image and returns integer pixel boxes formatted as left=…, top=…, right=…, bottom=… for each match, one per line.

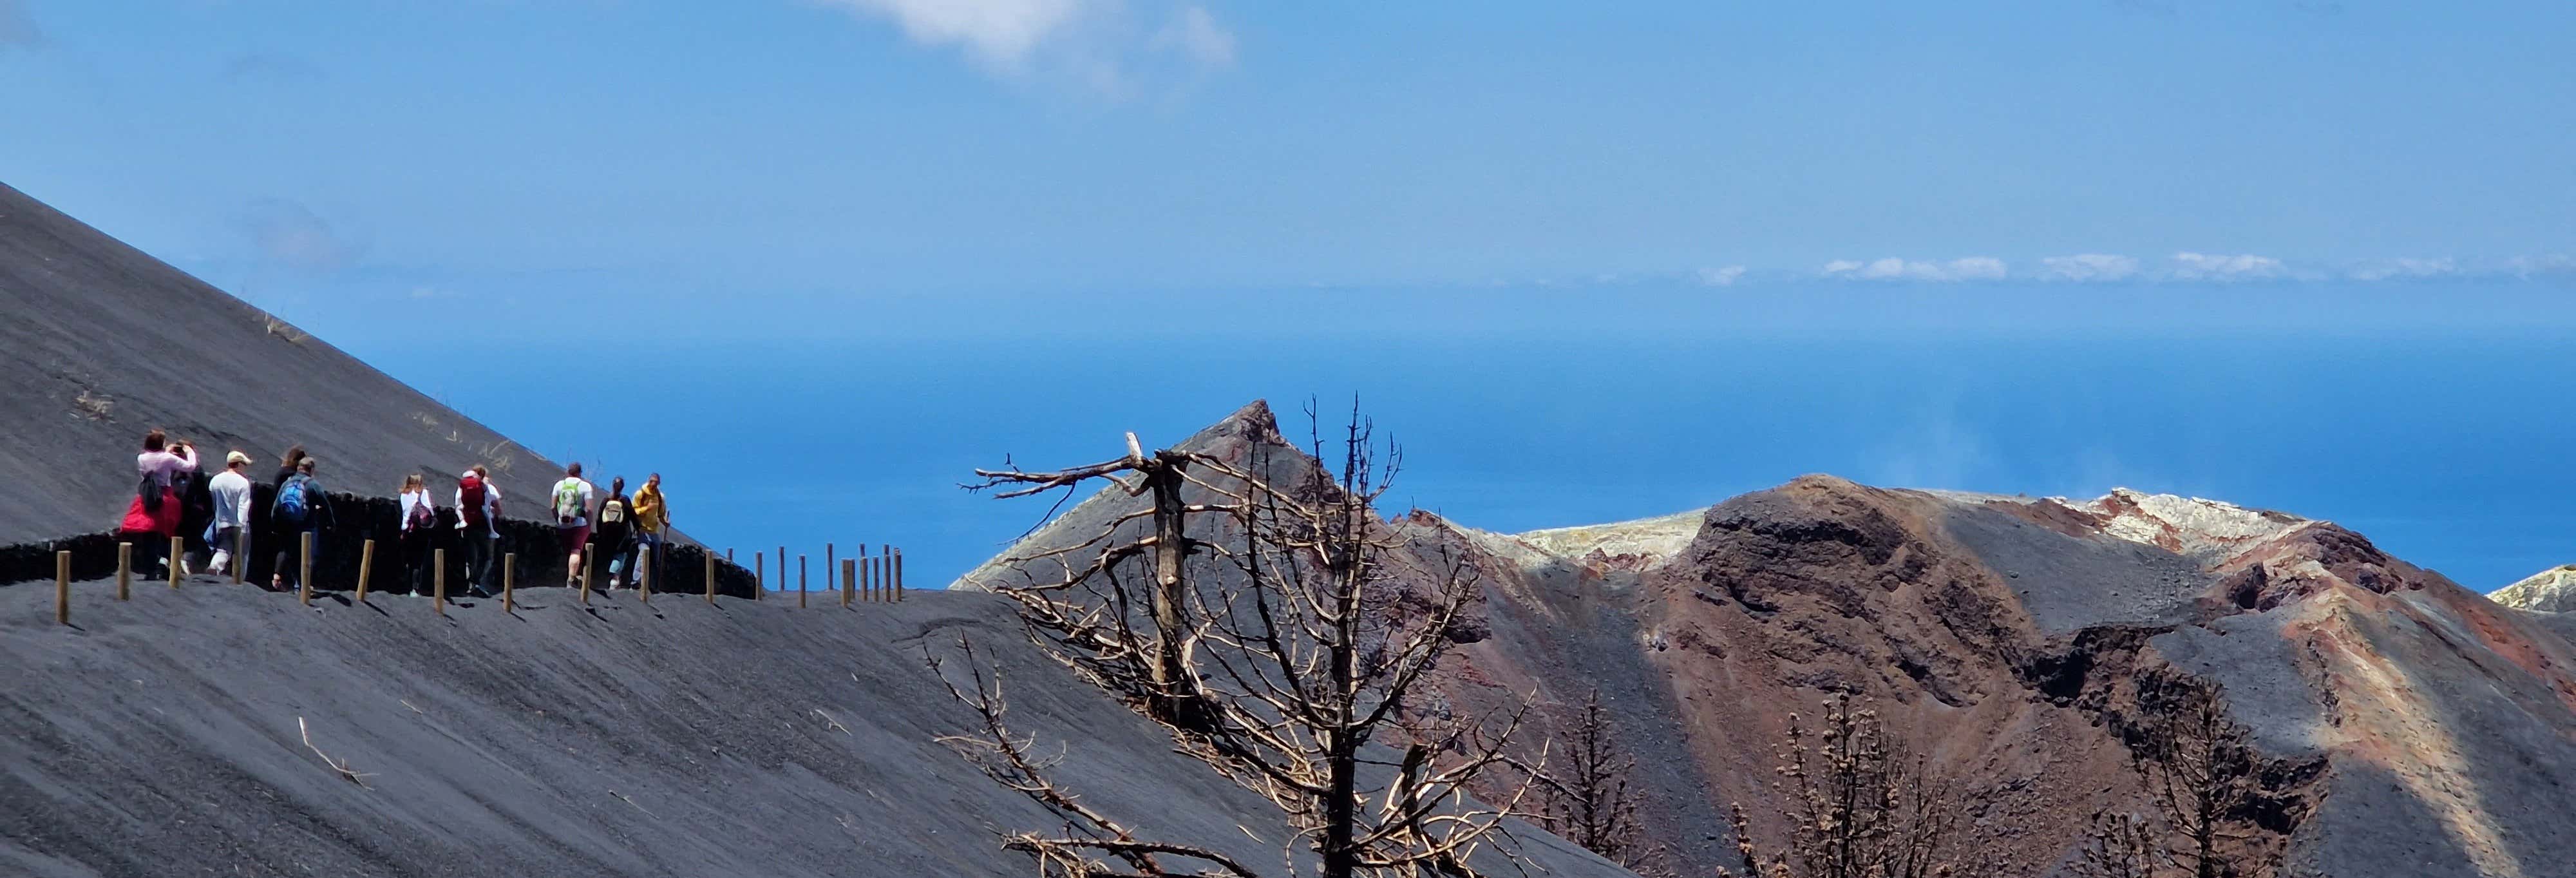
left=961, top=405, right=2576, bottom=878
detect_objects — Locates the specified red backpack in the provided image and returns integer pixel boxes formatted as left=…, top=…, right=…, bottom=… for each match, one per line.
left=459, top=475, right=488, bottom=526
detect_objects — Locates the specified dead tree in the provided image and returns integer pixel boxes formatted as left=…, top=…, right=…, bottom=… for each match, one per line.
left=1534, top=687, right=1645, bottom=870
left=1719, top=694, right=1986, bottom=878
left=2127, top=670, right=2255, bottom=878
left=954, top=402, right=1540, bottom=878
left=2070, top=810, right=2159, bottom=878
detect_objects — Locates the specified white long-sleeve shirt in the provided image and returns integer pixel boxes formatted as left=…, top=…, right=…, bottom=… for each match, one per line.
left=453, top=471, right=502, bottom=535
left=209, top=469, right=253, bottom=529
left=399, top=490, right=438, bottom=533
left=137, top=447, right=198, bottom=490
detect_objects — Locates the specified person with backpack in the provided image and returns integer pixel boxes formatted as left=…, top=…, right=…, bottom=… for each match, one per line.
left=591, top=477, right=636, bottom=590
left=398, top=473, right=439, bottom=595
left=630, top=472, right=672, bottom=584
left=207, top=451, right=254, bottom=578
left=269, top=457, right=334, bottom=591
left=551, top=463, right=598, bottom=589
left=455, top=465, right=500, bottom=593
left=123, top=430, right=197, bottom=577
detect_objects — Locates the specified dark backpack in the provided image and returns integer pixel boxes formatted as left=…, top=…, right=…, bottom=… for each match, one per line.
left=459, top=475, right=488, bottom=526
left=138, top=473, right=164, bottom=513
left=274, top=475, right=313, bottom=526
left=406, top=495, right=437, bottom=531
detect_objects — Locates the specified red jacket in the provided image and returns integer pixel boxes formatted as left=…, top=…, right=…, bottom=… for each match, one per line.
left=119, top=488, right=183, bottom=537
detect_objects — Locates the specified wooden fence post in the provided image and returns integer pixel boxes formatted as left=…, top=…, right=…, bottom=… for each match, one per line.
left=842, top=558, right=857, bottom=606
left=55, top=550, right=70, bottom=625
left=298, top=531, right=314, bottom=607
left=581, top=553, right=594, bottom=605
left=895, top=548, right=904, bottom=602
left=231, top=530, right=244, bottom=585
left=705, top=552, right=716, bottom=604
left=803, top=555, right=813, bottom=607
left=775, top=546, right=785, bottom=600
left=639, top=551, right=652, bottom=604
left=864, top=551, right=877, bottom=602
left=434, top=548, right=448, bottom=616
left=117, top=542, right=131, bottom=602
left=169, top=536, right=183, bottom=589
left=357, top=539, right=375, bottom=602
left=826, top=542, right=835, bottom=595
left=504, top=553, right=516, bottom=612
left=755, top=551, right=764, bottom=593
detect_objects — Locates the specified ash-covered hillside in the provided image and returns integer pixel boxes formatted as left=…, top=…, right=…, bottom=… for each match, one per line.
left=0, top=182, right=563, bottom=542
left=959, top=401, right=2576, bottom=878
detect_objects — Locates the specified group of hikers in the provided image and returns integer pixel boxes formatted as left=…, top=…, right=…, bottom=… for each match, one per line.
left=118, top=430, right=674, bottom=597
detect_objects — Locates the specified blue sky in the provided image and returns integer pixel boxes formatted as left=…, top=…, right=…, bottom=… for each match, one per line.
left=3, top=2, right=2573, bottom=587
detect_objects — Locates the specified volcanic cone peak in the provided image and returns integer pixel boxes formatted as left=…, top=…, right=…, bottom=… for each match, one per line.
left=2049, top=486, right=2311, bottom=563
left=2490, top=564, right=2576, bottom=613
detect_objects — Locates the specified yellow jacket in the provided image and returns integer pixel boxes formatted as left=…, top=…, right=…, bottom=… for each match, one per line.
left=631, top=483, right=670, bottom=533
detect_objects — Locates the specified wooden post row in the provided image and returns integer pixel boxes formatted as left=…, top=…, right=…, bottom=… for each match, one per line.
left=434, top=548, right=448, bottom=616
left=117, top=541, right=131, bottom=602
left=298, top=531, right=314, bottom=607
left=356, top=539, right=375, bottom=602
left=55, top=550, right=70, bottom=625
left=504, top=553, right=516, bottom=613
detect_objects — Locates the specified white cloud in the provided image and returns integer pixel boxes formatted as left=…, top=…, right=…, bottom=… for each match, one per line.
left=242, top=199, right=364, bottom=274
left=1696, top=265, right=1747, bottom=287
left=2506, top=255, right=2574, bottom=279
left=2348, top=257, right=2456, bottom=282
left=1823, top=256, right=2008, bottom=282
left=2037, top=253, right=2140, bottom=282
left=819, top=0, right=1083, bottom=68
left=815, top=0, right=1234, bottom=90
left=1152, top=6, right=1234, bottom=68
left=2167, top=252, right=2284, bottom=282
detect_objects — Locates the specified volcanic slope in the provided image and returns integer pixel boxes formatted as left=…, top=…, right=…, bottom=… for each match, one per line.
left=959, top=403, right=2576, bottom=878
left=0, top=584, right=1629, bottom=878
left=0, top=181, right=562, bottom=542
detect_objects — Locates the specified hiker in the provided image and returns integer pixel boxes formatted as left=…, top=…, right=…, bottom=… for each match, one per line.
left=455, top=465, right=500, bottom=593
left=207, top=451, right=254, bottom=577
left=260, top=443, right=307, bottom=580
left=270, top=457, right=334, bottom=590
left=122, top=429, right=196, bottom=576
left=399, top=474, right=439, bottom=595
left=631, top=472, right=671, bottom=585
left=551, top=463, right=598, bottom=587
left=592, top=477, right=636, bottom=589
left=175, top=465, right=214, bottom=573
